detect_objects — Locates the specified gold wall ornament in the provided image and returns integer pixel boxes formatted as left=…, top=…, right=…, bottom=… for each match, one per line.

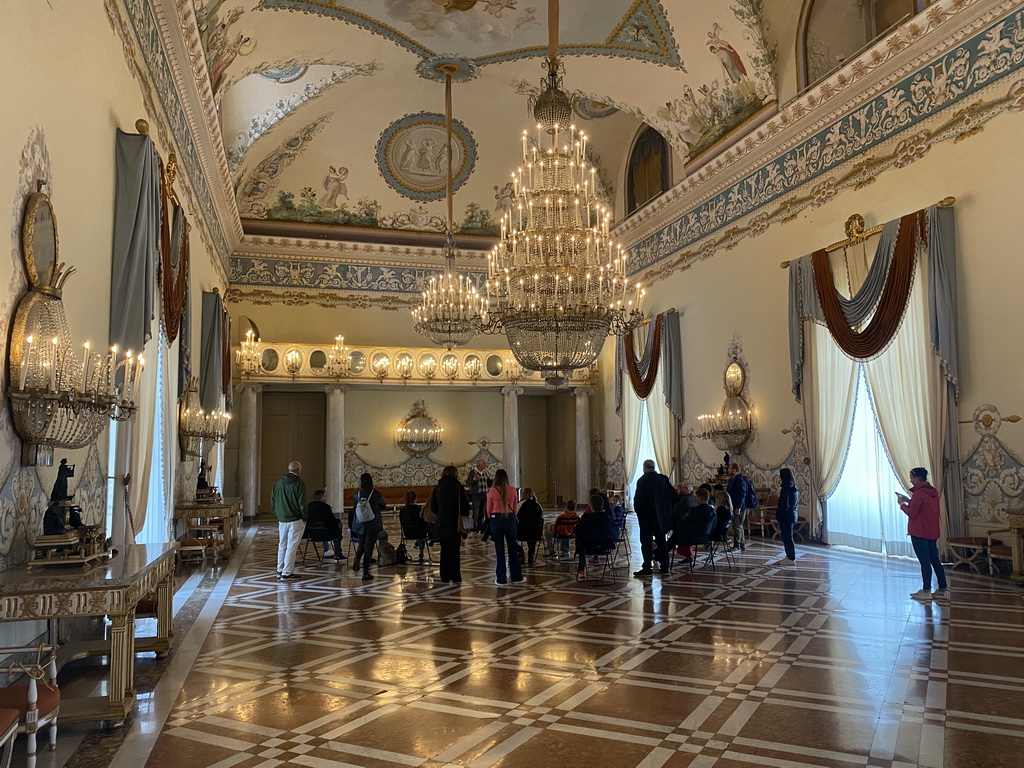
left=395, top=400, right=443, bottom=457
left=9, top=183, right=141, bottom=466
left=697, top=357, right=753, bottom=452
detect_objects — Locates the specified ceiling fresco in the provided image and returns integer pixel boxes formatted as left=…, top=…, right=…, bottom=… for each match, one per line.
left=195, top=0, right=778, bottom=240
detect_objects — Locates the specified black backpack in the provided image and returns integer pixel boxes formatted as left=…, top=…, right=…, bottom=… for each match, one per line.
left=743, top=477, right=758, bottom=509
left=395, top=542, right=410, bottom=565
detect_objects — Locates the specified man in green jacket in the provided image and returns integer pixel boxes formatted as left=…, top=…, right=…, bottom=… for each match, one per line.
left=272, top=460, right=306, bottom=580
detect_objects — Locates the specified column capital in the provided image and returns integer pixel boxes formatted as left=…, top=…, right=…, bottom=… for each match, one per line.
left=235, top=381, right=263, bottom=394
left=500, top=386, right=524, bottom=397
left=573, top=386, right=595, bottom=398
left=324, top=384, right=346, bottom=394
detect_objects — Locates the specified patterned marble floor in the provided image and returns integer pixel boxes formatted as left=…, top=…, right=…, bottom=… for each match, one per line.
left=119, top=520, right=1023, bottom=768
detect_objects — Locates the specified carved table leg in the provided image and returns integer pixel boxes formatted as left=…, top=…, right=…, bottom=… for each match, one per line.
left=155, top=570, right=173, bottom=657
left=108, top=609, right=137, bottom=712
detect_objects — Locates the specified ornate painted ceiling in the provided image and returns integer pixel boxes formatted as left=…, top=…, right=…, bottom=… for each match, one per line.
left=196, top=0, right=778, bottom=242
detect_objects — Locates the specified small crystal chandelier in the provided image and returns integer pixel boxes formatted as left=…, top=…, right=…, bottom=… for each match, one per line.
left=412, top=66, right=485, bottom=350
left=235, top=328, right=261, bottom=378
left=178, top=377, right=231, bottom=459
left=479, top=0, right=644, bottom=387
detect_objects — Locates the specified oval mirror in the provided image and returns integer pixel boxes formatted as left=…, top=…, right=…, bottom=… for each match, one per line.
left=348, top=349, right=366, bottom=374
left=724, top=361, right=745, bottom=396
left=394, top=352, right=415, bottom=378
left=370, top=350, right=390, bottom=377
left=22, top=193, right=58, bottom=289
left=261, top=348, right=279, bottom=372
left=309, top=349, right=328, bottom=370
left=463, top=354, right=482, bottom=379
left=485, top=354, right=503, bottom=377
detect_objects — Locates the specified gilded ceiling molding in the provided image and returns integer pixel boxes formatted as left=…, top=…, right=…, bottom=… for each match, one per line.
left=617, top=0, right=1013, bottom=260
left=236, top=235, right=489, bottom=263
left=224, top=286, right=418, bottom=310
left=105, top=0, right=241, bottom=282
left=637, top=69, right=1024, bottom=285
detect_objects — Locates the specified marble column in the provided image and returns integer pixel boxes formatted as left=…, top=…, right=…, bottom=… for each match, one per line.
left=325, top=385, right=346, bottom=507
left=574, top=387, right=595, bottom=502
left=236, top=382, right=261, bottom=519
left=501, top=386, right=524, bottom=487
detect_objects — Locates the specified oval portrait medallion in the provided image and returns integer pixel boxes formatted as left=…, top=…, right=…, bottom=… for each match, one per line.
left=376, top=112, right=477, bottom=201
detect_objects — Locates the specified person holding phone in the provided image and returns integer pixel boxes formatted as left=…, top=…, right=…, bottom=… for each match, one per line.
left=899, top=467, right=948, bottom=601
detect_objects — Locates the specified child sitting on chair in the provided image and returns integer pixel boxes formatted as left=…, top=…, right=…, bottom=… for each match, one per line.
left=552, top=500, right=580, bottom=557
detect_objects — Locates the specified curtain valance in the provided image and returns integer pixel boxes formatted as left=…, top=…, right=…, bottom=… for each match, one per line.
left=615, top=310, right=683, bottom=419
left=624, top=314, right=663, bottom=400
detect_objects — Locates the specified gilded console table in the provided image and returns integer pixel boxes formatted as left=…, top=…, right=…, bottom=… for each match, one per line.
left=174, top=498, right=242, bottom=558
left=0, top=543, right=176, bottom=726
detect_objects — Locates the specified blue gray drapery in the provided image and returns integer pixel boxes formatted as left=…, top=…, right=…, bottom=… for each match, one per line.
left=200, top=290, right=224, bottom=413
left=615, top=309, right=683, bottom=420
left=109, top=130, right=159, bottom=354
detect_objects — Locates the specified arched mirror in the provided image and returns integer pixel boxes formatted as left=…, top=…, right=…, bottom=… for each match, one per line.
left=309, top=349, right=328, bottom=371
left=22, top=192, right=58, bottom=289
left=485, top=354, right=503, bottom=377
left=261, top=348, right=279, bottom=372
left=348, top=349, right=366, bottom=374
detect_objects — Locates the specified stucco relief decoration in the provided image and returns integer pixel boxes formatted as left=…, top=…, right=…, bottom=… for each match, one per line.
left=630, top=10, right=1024, bottom=278
left=595, top=441, right=625, bottom=491
left=376, top=112, right=477, bottom=202
left=344, top=437, right=499, bottom=489
left=238, top=113, right=333, bottom=216
left=259, top=66, right=308, bottom=82
left=960, top=405, right=1024, bottom=523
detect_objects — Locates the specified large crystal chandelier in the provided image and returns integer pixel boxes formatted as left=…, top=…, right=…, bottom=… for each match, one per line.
left=480, top=0, right=644, bottom=387
left=412, top=66, right=485, bottom=350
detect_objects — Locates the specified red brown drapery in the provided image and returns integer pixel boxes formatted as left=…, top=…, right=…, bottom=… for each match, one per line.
left=221, top=306, right=232, bottom=400
left=811, top=210, right=925, bottom=360
left=160, top=205, right=189, bottom=343
left=624, top=313, right=663, bottom=400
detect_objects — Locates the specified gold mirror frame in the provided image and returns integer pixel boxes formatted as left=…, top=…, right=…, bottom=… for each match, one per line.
left=22, top=192, right=59, bottom=293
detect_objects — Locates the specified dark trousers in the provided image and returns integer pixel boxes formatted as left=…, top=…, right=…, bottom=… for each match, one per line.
left=490, top=515, right=522, bottom=584
left=777, top=518, right=796, bottom=560
left=439, top=536, right=461, bottom=583
left=354, top=523, right=380, bottom=576
left=472, top=494, right=487, bottom=532
left=911, top=535, right=947, bottom=591
left=639, top=520, right=668, bottom=572
left=525, top=540, right=538, bottom=564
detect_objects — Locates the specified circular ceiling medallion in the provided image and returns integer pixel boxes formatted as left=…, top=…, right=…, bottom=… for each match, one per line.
left=259, top=66, right=308, bottom=83
left=376, top=112, right=477, bottom=201
left=574, top=97, right=619, bottom=120
left=415, top=56, right=478, bottom=83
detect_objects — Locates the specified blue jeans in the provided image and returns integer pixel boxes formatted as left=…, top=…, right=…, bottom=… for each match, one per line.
left=490, top=515, right=522, bottom=584
left=911, top=536, right=947, bottom=591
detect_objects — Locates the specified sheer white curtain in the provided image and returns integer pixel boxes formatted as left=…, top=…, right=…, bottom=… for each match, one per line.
left=863, top=258, right=949, bottom=538
left=140, top=332, right=169, bottom=545
left=622, top=385, right=644, bottom=501
left=802, top=322, right=859, bottom=541
left=826, top=369, right=909, bottom=555
left=126, top=322, right=159, bottom=542
left=627, top=399, right=654, bottom=509
left=647, top=365, right=675, bottom=482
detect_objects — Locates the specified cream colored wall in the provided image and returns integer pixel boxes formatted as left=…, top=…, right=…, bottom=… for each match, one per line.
left=628, top=104, right=1024, bottom=538
left=345, top=387, right=503, bottom=468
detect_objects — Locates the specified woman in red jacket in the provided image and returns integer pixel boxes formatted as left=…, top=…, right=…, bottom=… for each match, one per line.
left=898, top=467, right=948, bottom=601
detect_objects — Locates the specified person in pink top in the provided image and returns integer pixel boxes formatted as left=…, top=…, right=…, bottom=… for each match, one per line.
left=898, top=466, right=948, bottom=601
left=487, top=468, right=523, bottom=585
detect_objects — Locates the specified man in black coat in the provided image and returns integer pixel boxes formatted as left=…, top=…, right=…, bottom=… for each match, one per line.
left=633, top=459, right=677, bottom=577
left=668, top=483, right=696, bottom=548
left=306, top=490, right=345, bottom=563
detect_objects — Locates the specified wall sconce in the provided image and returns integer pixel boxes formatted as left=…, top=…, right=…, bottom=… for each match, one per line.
left=178, top=377, right=230, bottom=459
left=419, top=353, right=436, bottom=384
left=235, top=329, right=261, bottom=378
left=326, top=335, right=350, bottom=378
left=463, top=354, right=481, bottom=383
left=698, top=359, right=753, bottom=451
left=395, top=352, right=414, bottom=383
left=284, top=348, right=303, bottom=376
left=440, top=353, right=459, bottom=383
left=396, top=400, right=443, bottom=457
left=504, top=355, right=523, bottom=383
left=7, top=188, right=140, bottom=465
left=371, top=351, right=390, bottom=382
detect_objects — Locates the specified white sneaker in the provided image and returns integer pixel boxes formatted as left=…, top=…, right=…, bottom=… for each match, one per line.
left=323, top=548, right=335, bottom=558
left=910, top=589, right=933, bottom=600
left=932, top=589, right=950, bottom=600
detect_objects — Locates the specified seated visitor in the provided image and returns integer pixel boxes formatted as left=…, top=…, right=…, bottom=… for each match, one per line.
left=668, top=483, right=696, bottom=548
left=399, top=490, right=427, bottom=563
left=553, top=500, right=580, bottom=556
left=575, top=493, right=615, bottom=574
left=588, top=487, right=614, bottom=519
left=713, top=490, right=734, bottom=550
left=307, top=490, right=344, bottom=562
left=609, top=494, right=626, bottom=540
left=516, top=487, right=544, bottom=565
left=676, top=488, right=717, bottom=563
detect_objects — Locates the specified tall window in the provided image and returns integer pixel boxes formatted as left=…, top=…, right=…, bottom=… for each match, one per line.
left=826, top=367, right=909, bottom=557
left=626, top=399, right=655, bottom=509
left=626, top=127, right=670, bottom=215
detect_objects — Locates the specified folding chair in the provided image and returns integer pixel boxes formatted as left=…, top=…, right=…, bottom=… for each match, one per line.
left=399, top=513, right=433, bottom=565
left=706, top=508, right=736, bottom=568
left=575, top=541, right=617, bottom=586
left=609, top=512, right=631, bottom=569
left=300, top=521, right=330, bottom=568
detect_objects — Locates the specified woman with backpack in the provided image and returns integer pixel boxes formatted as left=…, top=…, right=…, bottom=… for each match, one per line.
left=487, top=469, right=523, bottom=585
left=350, top=472, right=386, bottom=581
